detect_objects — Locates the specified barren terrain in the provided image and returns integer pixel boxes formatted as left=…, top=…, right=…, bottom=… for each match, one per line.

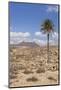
left=9, top=45, right=59, bottom=87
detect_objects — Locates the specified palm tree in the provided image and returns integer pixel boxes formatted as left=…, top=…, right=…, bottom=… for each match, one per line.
left=41, top=19, right=54, bottom=63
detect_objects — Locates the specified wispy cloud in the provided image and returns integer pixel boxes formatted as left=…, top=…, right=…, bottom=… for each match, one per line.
left=35, top=32, right=41, bottom=36
left=35, top=31, right=58, bottom=46
left=33, top=39, right=47, bottom=46
left=10, top=32, right=31, bottom=44
left=10, top=32, right=30, bottom=38
left=35, top=32, right=46, bottom=37
left=47, top=6, right=58, bottom=12
left=10, top=31, right=58, bottom=46
left=52, top=32, right=58, bottom=39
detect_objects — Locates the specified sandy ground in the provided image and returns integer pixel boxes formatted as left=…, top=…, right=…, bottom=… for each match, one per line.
left=9, top=46, right=59, bottom=87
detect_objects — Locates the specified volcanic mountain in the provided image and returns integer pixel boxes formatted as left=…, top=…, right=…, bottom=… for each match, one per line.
left=10, top=41, right=40, bottom=48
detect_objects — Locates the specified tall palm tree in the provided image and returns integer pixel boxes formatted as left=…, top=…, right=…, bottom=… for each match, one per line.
left=41, top=19, right=54, bottom=63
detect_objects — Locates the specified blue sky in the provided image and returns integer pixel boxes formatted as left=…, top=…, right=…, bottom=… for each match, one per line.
left=9, top=2, right=59, bottom=45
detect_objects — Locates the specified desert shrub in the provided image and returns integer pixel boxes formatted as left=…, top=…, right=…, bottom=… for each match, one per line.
left=26, top=77, right=38, bottom=82
left=10, top=66, right=18, bottom=72
left=36, top=67, right=45, bottom=73
left=10, top=74, right=17, bottom=79
left=47, top=76, right=57, bottom=82
left=23, top=69, right=33, bottom=74
left=9, top=65, right=19, bottom=76
left=54, top=51, right=57, bottom=55
left=9, top=81, right=12, bottom=85
left=16, top=55, right=21, bottom=59
left=17, top=64, right=25, bottom=70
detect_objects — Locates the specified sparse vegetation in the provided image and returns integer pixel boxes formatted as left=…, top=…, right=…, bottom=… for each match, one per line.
left=10, top=74, right=17, bottom=79
left=47, top=76, right=57, bottom=82
left=36, top=67, right=45, bottom=73
left=9, top=46, right=58, bottom=86
left=18, top=65, right=25, bottom=70
left=26, top=77, right=38, bottom=82
left=23, top=69, right=33, bottom=74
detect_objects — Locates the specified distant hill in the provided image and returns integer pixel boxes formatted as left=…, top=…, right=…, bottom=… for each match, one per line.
left=10, top=41, right=40, bottom=48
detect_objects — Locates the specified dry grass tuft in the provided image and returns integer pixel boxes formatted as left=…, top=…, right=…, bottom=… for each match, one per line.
left=17, top=64, right=25, bottom=70
left=10, top=74, right=17, bottom=79
left=9, top=65, right=18, bottom=79
left=23, top=69, right=33, bottom=74
left=26, top=77, right=38, bottom=82
left=47, top=76, right=57, bottom=82
left=36, top=67, right=45, bottom=73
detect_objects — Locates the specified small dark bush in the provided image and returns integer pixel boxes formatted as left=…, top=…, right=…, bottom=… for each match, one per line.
left=26, top=77, right=38, bottom=82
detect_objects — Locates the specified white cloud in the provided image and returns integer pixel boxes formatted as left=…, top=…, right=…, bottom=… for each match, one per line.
left=52, top=32, right=58, bottom=38
left=34, top=31, right=58, bottom=46
left=35, top=32, right=41, bottom=36
left=33, top=39, right=47, bottom=46
left=10, top=32, right=30, bottom=38
left=35, top=32, right=46, bottom=37
left=35, top=31, right=58, bottom=39
left=47, top=6, right=58, bottom=12
left=33, top=36, right=58, bottom=46
left=10, top=31, right=58, bottom=46
left=10, top=32, right=31, bottom=44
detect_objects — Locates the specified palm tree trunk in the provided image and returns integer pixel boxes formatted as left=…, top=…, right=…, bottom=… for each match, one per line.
left=47, top=33, right=50, bottom=63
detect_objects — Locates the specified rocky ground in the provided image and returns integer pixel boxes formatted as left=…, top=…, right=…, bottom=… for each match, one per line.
left=9, top=46, right=59, bottom=87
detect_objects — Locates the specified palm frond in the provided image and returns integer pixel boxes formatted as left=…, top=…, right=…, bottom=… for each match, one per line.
left=40, top=19, right=54, bottom=33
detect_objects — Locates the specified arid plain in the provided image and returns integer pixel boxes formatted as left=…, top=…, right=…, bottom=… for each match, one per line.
left=9, top=42, right=59, bottom=87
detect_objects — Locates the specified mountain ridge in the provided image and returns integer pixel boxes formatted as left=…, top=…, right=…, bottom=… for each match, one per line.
left=10, top=41, right=40, bottom=47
